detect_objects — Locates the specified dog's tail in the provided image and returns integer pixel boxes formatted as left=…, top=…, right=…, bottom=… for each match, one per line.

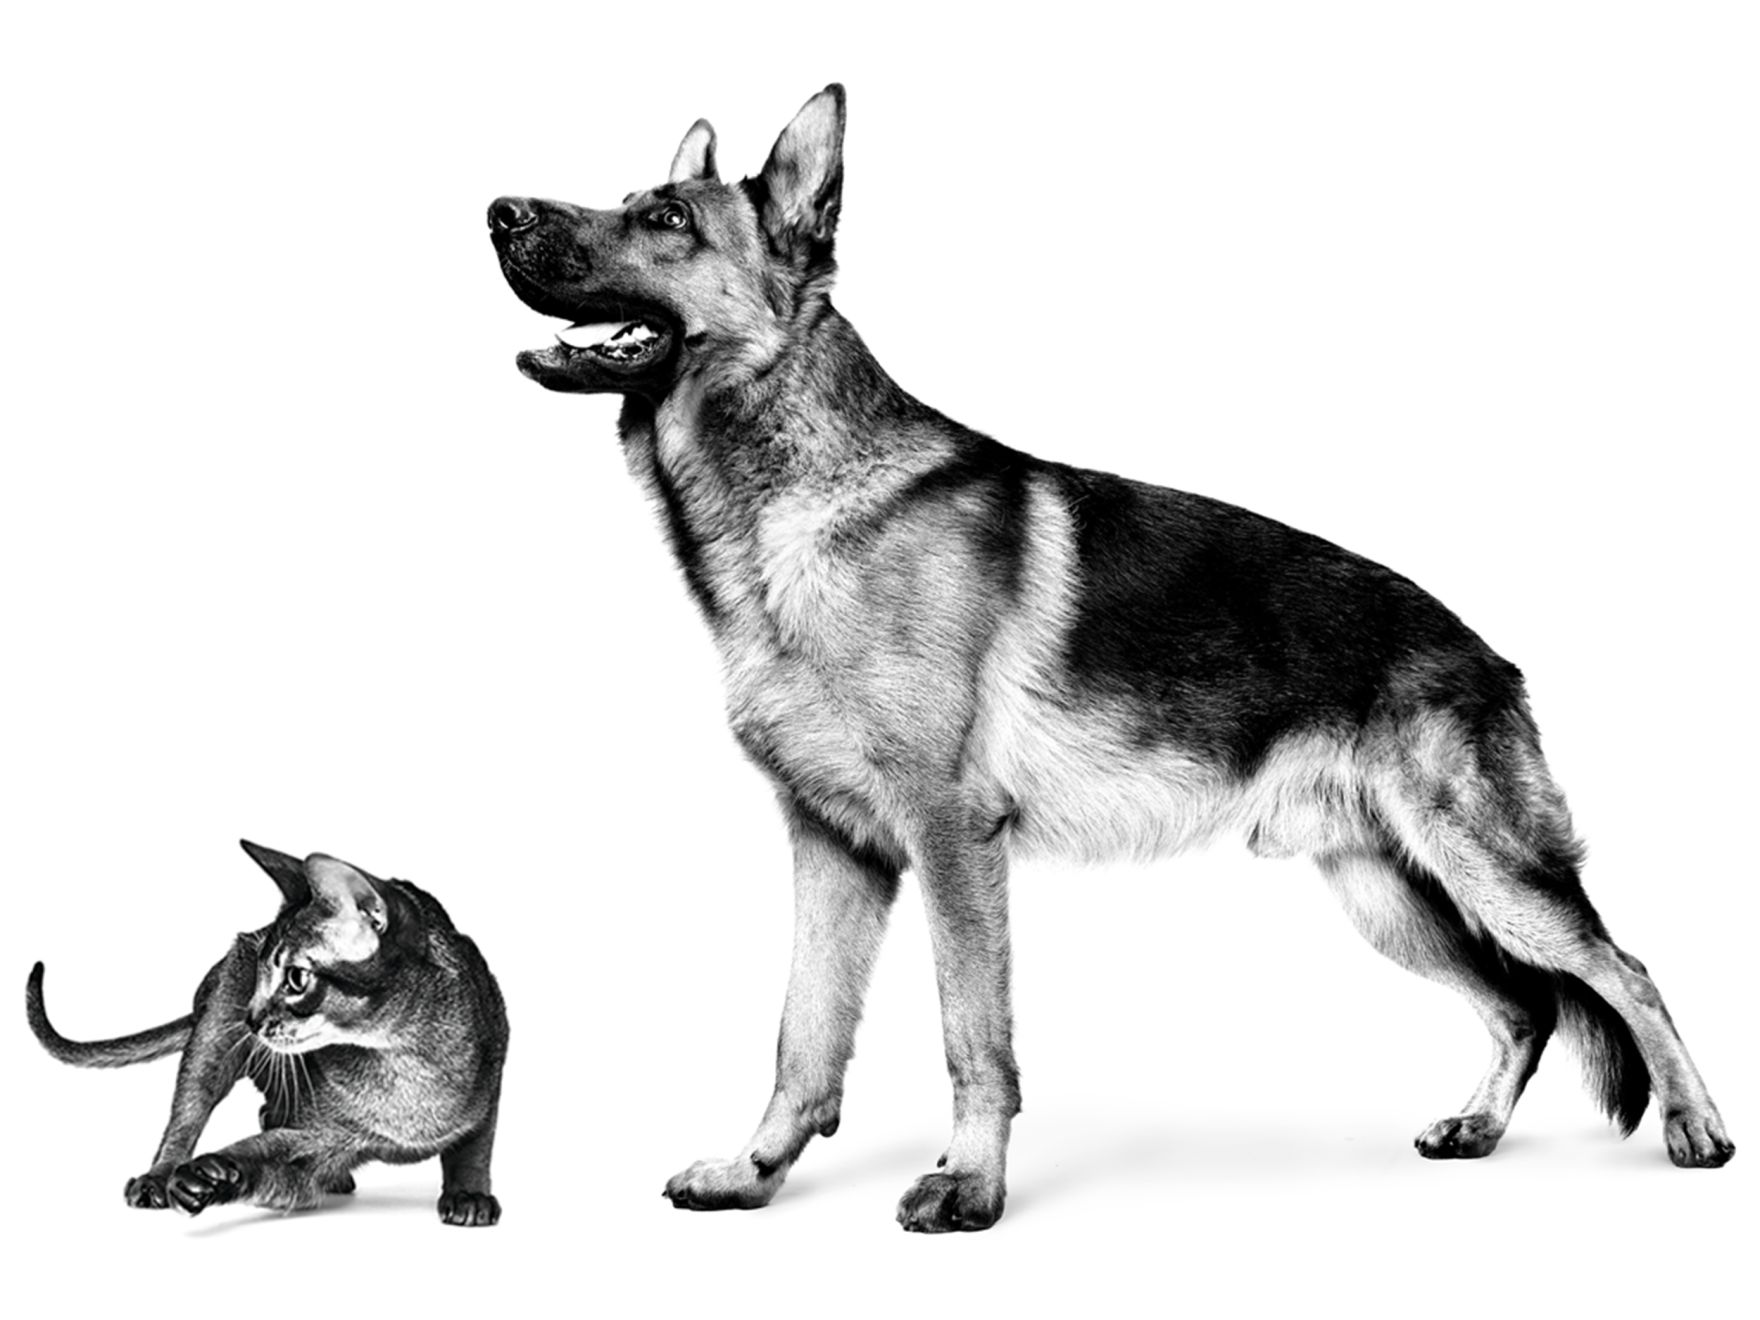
left=1551, top=968, right=1650, bottom=1135
left=1435, top=903, right=1651, bottom=1134
left=1385, top=842, right=1651, bottom=1134
left=1483, top=832, right=1651, bottom=1134
left=26, top=962, right=192, bottom=1067
left=1433, top=875, right=1652, bottom=1134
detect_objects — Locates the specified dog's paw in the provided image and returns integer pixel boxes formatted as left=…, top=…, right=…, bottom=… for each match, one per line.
left=167, top=1154, right=244, bottom=1216
left=663, top=1155, right=782, bottom=1211
left=437, top=1190, right=501, bottom=1227
left=895, top=1169, right=1005, bottom=1233
left=1414, top=1113, right=1505, bottom=1160
left=1665, top=1109, right=1734, bottom=1168
left=123, top=1171, right=172, bottom=1209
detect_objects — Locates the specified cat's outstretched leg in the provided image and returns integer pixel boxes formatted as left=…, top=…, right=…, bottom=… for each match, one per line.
left=167, top=1129, right=353, bottom=1216
left=437, top=1104, right=500, bottom=1227
left=257, top=1095, right=353, bottom=1194
left=127, top=934, right=265, bottom=1209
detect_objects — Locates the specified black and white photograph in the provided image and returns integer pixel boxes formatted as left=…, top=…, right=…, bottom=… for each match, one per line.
left=3, top=3, right=1752, bottom=1315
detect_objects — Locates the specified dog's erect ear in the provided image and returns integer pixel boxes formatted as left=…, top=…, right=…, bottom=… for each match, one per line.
left=670, top=119, right=719, bottom=184
left=757, top=84, right=846, bottom=258
left=239, top=839, right=310, bottom=906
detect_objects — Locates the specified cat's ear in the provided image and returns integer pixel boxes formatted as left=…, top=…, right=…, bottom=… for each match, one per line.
left=305, top=854, right=389, bottom=958
left=239, top=839, right=310, bottom=906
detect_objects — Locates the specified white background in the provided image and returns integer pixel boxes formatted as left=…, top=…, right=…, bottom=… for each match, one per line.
left=2, top=2, right=1753, bottom=1315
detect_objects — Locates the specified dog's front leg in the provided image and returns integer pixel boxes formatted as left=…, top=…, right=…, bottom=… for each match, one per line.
left=665, top=802, right=901, bottom=1211
left=896, top=818, right=1018, bottom=1233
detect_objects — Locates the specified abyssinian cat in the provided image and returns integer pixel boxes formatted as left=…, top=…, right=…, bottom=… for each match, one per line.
left=26, top=841, right=508, bottom=1226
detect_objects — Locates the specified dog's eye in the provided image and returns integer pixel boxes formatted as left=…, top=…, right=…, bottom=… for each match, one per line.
left=283, top=966, right=311, bottom=995
left=652, top=204, right=690, bottom=232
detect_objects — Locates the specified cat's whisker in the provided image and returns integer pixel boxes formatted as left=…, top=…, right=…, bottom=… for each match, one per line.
left=221, top=1024, right=255, bottom=1075
left=295, top=1052, right=313, bottom=1122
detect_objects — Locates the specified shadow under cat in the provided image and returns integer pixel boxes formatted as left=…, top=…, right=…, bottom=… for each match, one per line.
left=26, top=841, right=509, bottom=1227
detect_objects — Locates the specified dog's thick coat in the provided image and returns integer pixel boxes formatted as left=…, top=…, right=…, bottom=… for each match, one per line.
left=491, top=86, right=1733, bottom=1232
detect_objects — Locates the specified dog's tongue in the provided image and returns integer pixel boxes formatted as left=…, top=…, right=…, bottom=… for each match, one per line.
left=556, top=321, right=638, bottom=349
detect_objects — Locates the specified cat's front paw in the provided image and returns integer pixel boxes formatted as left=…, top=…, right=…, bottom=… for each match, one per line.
left=123, top=1171, right=171, bottom=1209
left=437, top=1190, right=500, bottom=1227
left=167, top=1154, right=244, bottom=1216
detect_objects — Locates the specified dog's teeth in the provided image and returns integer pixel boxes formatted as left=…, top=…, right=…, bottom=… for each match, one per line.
left=556, top=322, right=629, bottom=349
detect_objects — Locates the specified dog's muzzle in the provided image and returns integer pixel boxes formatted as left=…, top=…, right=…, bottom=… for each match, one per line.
left=489, top=195, right=680, bottom=397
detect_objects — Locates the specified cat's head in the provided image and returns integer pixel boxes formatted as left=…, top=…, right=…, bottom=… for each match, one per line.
left=237, top=841, right=426, bottom=1056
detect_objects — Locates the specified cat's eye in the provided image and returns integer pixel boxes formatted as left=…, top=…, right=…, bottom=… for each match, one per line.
left=283, top=965, right=312, bottom=995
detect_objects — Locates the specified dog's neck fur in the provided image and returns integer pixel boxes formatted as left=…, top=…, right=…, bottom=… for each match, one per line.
left=666, top=302, right=921, bottom=456
left=617, top=301, right=950, bottom=627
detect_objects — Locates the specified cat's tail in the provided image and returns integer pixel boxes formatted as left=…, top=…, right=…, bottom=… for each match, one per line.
left=26, top=962, right=192, bottom=1067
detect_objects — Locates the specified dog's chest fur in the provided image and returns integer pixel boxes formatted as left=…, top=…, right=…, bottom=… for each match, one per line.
left=628, top=387, right=990, bottom=844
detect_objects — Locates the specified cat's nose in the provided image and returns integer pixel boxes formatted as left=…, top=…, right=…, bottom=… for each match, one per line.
left=245, top=1007, right=266, bottom=1033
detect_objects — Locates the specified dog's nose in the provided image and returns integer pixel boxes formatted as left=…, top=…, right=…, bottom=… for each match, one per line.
left=488, top=196, right=539, bottom=234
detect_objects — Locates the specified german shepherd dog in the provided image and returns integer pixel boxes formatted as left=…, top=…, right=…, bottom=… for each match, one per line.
left=489, top=86, right=1734, bottom=1231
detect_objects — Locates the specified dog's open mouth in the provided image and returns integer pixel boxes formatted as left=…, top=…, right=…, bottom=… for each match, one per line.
left=513, top=305, right=677, bottom=394
left=553, top=319, right=667, bottom=366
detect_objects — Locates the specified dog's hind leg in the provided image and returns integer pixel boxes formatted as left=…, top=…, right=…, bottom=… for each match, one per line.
left=1317, top=848, right=1555, bottom=1157
left=1421, top=855, right=1732, bottom=1166
left=894, top=810, right=1018, bottom=1233
left=1377, top=713, right=1735, bottom=1167
left=664, top=802, right=902, bottom=1211
left=1563, top=940, right=1735, bottom=1166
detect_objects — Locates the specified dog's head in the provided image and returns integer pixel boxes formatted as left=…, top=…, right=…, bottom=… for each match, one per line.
left=490, top=85, right=846, bottom=398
